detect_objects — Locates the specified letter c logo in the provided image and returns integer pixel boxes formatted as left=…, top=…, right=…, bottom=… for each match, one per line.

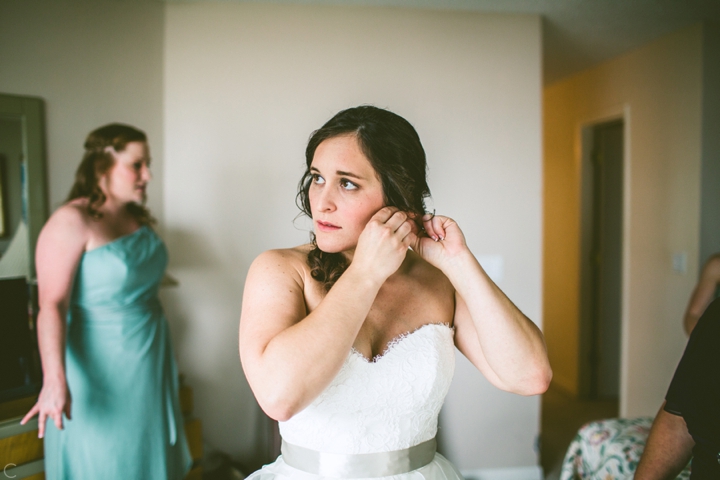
left=4, top=463, right=17, bottom=478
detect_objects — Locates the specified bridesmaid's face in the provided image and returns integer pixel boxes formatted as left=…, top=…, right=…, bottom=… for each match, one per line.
left=102, top=141, right=151, bottom=205
left=309, top=134, right=384, bottom=255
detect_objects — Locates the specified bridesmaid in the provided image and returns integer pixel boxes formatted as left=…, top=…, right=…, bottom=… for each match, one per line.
left=21, top=124, right=191, bottom=479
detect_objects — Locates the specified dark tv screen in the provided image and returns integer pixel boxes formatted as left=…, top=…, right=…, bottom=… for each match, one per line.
left=0, top=277, right=41, bottom=402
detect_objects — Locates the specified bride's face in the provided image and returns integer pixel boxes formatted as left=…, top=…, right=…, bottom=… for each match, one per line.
left=309, top=134, right=385, bottom=254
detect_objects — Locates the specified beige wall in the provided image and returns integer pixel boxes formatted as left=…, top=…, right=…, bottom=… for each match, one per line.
left=0, top=0, right=165, bottom=222
left=163, top=3, right=543, bottom=470
left=543, top=25, right=703, bottom=415
left=1, top=0, right=544, bottom=472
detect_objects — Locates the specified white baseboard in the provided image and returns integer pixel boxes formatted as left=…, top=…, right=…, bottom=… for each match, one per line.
left=461, top=466, right=543, bottom=480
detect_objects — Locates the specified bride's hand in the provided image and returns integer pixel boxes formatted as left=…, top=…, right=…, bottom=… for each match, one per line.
left=410, top=213, right=470, bottom=271
left=351, top=207, right=417, bottom=282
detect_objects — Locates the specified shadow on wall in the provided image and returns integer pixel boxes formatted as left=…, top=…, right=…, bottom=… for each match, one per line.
left=158, top=226, right=278, bottom=473
left=159, top=226, right=221, bottom=357
left=162, top=226, right=223, bottom=269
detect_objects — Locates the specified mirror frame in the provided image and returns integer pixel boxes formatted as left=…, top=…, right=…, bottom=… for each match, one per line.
left=0, top=94, right=48, bottom=281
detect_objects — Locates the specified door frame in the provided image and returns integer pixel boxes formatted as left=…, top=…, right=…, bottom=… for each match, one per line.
left=574, top=104, right=631, bottom=416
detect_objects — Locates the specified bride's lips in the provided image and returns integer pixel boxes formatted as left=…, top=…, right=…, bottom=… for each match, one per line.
left=316, top=220, right=341, bottom=232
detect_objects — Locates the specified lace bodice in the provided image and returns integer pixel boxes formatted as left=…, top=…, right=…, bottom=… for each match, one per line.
left=279, top=324, right=455, bottom=455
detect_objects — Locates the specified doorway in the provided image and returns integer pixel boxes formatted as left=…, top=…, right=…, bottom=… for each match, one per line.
left=540, top=118, right=624, bottom=479
left=578, top=119, right=623, bottom=401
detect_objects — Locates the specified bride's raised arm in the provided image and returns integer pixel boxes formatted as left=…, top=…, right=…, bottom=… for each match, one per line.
left=413, top=214, right=552, bottom=396
left=239, top=208, right=415, bottom=421
left=240, top=105, right=548, bottom=480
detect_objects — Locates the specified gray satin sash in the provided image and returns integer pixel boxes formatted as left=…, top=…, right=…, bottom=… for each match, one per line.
left=281, top=437, right=436, bottom=478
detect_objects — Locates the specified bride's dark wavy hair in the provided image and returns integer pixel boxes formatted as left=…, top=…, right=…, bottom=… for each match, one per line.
left=66, top=123, right=154, bottom=225
left=297, top=105, right=431, bottom=292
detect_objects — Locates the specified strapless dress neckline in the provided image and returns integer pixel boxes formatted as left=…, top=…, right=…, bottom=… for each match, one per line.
left=85, top=224, right=149, bottom=254
left=349, top=322, right=453, bottom=363
left=247, top=322, right=463, bottom=480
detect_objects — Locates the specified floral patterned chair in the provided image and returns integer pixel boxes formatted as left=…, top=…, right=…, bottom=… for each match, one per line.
left=560, top=417, right=692, bottom=479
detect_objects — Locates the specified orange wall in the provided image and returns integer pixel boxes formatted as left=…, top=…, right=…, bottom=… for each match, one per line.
left=542, top=89, right=581, bottom=394
left=543, top=24, right=703, bottom=415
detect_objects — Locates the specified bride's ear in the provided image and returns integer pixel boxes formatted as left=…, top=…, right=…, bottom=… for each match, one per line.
left=406, top=211, right=425, bottom=237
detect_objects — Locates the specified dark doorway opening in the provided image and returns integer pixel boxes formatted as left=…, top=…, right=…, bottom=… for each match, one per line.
left=579, top=119, right=623, bottom=401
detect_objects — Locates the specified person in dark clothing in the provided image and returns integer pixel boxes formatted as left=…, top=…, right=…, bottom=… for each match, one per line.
left=635, top=298, right=720, bottom=479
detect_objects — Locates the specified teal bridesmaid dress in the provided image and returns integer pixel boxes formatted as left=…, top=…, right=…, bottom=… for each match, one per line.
left=44, top=225, right=192, bottom=480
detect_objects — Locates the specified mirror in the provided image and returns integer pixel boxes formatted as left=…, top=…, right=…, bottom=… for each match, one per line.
left=0, top=93, right=48, bottom=401
left=0, top=93, right=48, bottom=280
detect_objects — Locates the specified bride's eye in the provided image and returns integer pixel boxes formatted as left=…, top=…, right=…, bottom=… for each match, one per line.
left=340, top=178, right=358, bottom=191
left=312, top=174, right=325, bottom=185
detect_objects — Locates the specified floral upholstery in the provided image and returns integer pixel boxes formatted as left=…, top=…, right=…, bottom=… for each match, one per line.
left=560, top=417, right=692, bottom=479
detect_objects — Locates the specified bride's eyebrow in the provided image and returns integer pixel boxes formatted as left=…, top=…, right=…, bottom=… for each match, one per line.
left=336, top=170, right=363, bottom=180
left=310, top=166, right=365, bottom=181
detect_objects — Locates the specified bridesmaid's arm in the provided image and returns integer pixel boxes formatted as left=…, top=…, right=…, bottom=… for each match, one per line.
left=21, top=205, right=88, bottom=437
left=413, top=215, right=551, bottom=396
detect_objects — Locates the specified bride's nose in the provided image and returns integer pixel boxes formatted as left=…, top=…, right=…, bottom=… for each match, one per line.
left=314, top=186, right=337, bottom=213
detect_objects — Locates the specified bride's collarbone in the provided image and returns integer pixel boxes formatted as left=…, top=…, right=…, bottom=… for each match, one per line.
left=357, top=293, right=452, bottom=358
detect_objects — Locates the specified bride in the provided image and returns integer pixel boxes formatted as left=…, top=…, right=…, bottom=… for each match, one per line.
left=239, top=105, right=552, bottom=479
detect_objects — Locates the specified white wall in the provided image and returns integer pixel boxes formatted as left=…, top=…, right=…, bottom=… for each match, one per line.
left=543, top=25, right=703, bottom=415
left=0, top=0, right=165, bottom=222
left=163, top=3, right=543, bottom=471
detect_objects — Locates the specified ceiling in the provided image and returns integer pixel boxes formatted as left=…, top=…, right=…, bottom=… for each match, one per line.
left=163, top=0, right=720, bottom=84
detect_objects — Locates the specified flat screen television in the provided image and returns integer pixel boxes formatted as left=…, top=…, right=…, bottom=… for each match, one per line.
left=0, top=277, right=42, bottom=402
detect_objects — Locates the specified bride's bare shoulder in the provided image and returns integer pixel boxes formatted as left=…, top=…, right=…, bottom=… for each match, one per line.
left=255, top=244, right=311, bottom=263
left=249, top=244, right=312, bottom=281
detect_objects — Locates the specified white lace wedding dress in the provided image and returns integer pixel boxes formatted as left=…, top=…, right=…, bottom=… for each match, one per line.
left=247, top=323, right=464, bottom=480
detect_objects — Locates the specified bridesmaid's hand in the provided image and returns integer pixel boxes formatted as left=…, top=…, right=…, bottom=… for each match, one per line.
left=410, top=213, right=471, bottom=272
left=21, top=379, right=72, bottom=438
